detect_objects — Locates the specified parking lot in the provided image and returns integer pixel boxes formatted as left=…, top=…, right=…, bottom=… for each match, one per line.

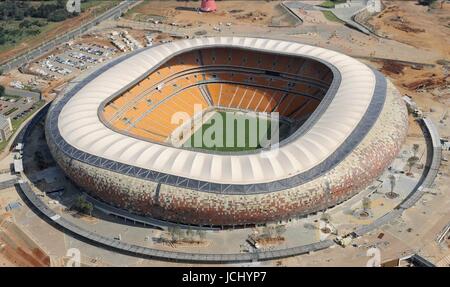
left=28, top=43, right=119, bottom=80
left=0, top=95, right=38, bottom=121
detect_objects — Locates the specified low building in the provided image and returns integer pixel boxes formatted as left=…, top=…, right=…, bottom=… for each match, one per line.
left=15, top=143, right=23, bottom=151
left=13, top=159, right=23, bottom=173
left=0, top=114, right=13, bottom=142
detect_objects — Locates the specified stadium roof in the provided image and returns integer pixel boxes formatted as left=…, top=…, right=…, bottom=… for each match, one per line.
left=55, top=37, right=380, bottom=186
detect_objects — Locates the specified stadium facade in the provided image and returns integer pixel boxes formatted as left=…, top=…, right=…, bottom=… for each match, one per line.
left=46, top=37, right=408, bottom=227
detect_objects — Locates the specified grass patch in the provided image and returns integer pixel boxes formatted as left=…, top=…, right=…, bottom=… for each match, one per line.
left=317, top=0, right=347, bottom=8
left=318, top=1, right=336, bottom=8
left=0, top=19, right=64, bottom=54
left=0, top=138, right=7, bottom=151
left=82, top=0, right=121, bottom=15
left=321, top=11, right=344, bottom=23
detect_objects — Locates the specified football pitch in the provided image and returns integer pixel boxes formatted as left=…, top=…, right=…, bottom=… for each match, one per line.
left=183, top=110, right=285, bottom=152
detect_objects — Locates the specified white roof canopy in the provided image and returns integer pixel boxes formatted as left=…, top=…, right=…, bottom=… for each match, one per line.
left=57, top=37, right=376, bottom=185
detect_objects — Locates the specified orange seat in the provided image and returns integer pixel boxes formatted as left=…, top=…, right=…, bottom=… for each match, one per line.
left=217, top=83, right=237, bottom=107
left=206, top=83, right=222, bottom=105
left=246, top=88, right=268, bottom=111
left=213, top=48, right=229, bottom=65
left=292, top=100, right=320, bottom=119
left=230, top=49, right=245, bottom=66
left=258, top=53, right=274, bottom=70
left=288, top=58, right=306, bottom=74
left=201, top=48, right=214, bottom=65
left=290, top=96, right=309, bottom=116
left=278, top=95, right=308, bottom=116
left=262, top=91, right=283, bottom=112
left=100, top=48, right=329, bottom=143
left=102, top=106, right=116, bottom=121
left=216, top=72, right=233, bottom=81
left=238, top=87, right=261, bottom=110
left=253, top=75, right=269, bottom=87
left=245, top=52, right=260, bottom=69
left=273, top=55, right=290, bottom=73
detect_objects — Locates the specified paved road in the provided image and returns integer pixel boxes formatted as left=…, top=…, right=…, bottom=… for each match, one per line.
left=0, top=0, right=141, bottom=72
left=0, top=178, right=17, bottom=190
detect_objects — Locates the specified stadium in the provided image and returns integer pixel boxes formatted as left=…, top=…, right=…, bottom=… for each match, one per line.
left=45, top=37, right=408, bottom=227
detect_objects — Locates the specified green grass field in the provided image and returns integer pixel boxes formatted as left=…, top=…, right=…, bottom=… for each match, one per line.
left=321, top=10, right=344, bottom=23
left=318, top=1, right=336, bottom=8
left=183, top=110, right=283, bottom=152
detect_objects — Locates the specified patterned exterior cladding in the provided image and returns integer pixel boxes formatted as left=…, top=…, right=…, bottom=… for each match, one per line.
left=46, top=80, right=408, bottom=226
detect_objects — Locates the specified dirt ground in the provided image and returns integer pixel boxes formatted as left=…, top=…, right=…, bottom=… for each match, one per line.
left=125, top=0, right=290, bottom=27
left=362, top=1, right=450, bottom=139
left=369, top=1, right=450, bottom=59
left=0, top=213, right=50, bottom=267
left=367, top=59, right=449, bottom=135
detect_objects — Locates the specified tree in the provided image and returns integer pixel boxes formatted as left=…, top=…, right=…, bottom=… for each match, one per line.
left=179, top=229, right=187, bottom=241
left=407, top=156, right=419, bottom=173
left=19, top=19, right=32, bottom=29
left=389, top=175, right=396, bottom=194
left=73, top=195, right=93, bottom=216
left=275, top=224, right=286, bottom=238
left=47, top=9, right=69, bottom=22
left=386, top=174, right=399, bottom=199
left=362, top=197, right=371, bottom=212
left=321, top=212, right=331, bottom=223
left=167, top=226, right=175, bottom=240
left=56, top=0, right=66, bottom=9
left=196, top=230, right=206, bottom=241
left=261, top=225, right=274, bottom=239
left=14, top=10, right=25, bottom=21
left=0, top=85, right=5, bottom=97
left=85, top=201, right=93, bottom=216
left=185, top=227, right=194, bottom=241
left=26, top=27, right=41, bottom=36
left=418, top=0, right=437, bottom=6
left=168, top=225, right=182, bottom=242
left=412, top=144, right=420, bottom=157
left=31, top=19, right=46, bottom=27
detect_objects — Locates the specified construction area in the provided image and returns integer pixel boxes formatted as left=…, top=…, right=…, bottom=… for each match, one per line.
left=0, top=0, right=448, bottom=267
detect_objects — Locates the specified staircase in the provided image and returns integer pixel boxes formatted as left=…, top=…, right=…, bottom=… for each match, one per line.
left=198, top=85, right=214, bottom=106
